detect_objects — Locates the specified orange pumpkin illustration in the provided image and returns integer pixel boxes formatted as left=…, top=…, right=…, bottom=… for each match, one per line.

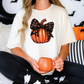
left=38, top=57, right=53, bottom=72
left=30, top=18, right=54, bottom=43
left=73, top=26, right=84, bottom=40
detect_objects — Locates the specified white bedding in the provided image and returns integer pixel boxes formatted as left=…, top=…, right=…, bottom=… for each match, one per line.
left=0, top=23, right=12, bottom=84
left=0, top=22, right=11, bottom=52
left=0, top=73, right=13, bottom=84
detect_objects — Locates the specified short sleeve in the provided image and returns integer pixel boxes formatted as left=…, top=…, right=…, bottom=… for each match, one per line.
left=7, top=8, right=25, bottom=49
left=61, top=9, right=77, bottom=45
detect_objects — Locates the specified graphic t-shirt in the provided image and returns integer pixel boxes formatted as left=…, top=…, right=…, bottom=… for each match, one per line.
left=7, top=4, right=76, bottom=75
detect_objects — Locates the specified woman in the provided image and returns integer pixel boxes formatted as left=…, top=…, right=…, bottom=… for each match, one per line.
left=0, top=0, right=77, bottom=84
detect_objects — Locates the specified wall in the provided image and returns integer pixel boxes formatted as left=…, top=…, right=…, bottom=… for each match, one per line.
left=60, top=0, right=84, bottom=27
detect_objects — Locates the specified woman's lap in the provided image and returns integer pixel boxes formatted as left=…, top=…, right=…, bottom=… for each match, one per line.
left=0, top=51, right=58, bottom=84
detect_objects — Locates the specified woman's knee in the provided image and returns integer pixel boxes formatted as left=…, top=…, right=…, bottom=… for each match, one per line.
left=0, top=51, right=6, bottom=57
left=0, top=51, right=12, bottom=60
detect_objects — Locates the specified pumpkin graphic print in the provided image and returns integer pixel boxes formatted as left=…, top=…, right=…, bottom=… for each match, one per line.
left=30, top=18, right=54, bottom=43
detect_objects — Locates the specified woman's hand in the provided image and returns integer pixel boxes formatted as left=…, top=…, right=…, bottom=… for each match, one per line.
left=53, top=44, right=69, bottom=72
left=29, top=58, right=47, bottom=74
left=53, top=57, right=64, bottom=72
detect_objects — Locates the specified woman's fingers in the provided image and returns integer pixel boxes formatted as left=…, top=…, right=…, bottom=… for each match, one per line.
left=54, top=63, right=63, bottom=68
left=54, top=63, right=63, bottom=72
left=31, top=59, right=47, bottom=74
left=34, top=65, right=46, bottom=74
left=53, top=57, right=58, bottom=61
left=53, top=57, right=64, bottom=72
left=56, top=67, right=63, bottom=72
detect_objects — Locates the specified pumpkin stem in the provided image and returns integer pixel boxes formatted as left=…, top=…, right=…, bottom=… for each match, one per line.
left=41, top=19, right=46, bottom=25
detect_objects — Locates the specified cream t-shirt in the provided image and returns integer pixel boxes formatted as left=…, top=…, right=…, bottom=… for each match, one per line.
left=7, top=4, right=76, bottom=69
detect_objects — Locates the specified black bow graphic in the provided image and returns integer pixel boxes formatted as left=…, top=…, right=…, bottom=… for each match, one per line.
left=30, top=18, right=54, bottom=40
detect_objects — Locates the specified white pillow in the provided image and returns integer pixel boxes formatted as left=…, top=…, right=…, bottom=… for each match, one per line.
left=0, top=22, right=11, bottom=52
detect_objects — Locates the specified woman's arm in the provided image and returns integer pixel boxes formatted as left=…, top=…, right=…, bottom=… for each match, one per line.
left=10, top=47, right=46, bottom=74
left=59, top=44, right=69, bottom=61
left=54, top=44, right=69, bottom=72
left=11, top=47, right=32, bottom=63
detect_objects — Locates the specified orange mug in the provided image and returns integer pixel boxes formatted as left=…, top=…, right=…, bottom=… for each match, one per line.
left=38, top=57, right=55, bottom=72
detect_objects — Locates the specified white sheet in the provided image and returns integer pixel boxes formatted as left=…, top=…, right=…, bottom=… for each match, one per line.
left=0, top=73, right=13, bottom=84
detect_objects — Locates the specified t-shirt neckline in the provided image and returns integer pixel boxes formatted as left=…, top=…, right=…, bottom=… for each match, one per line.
left=32, top=4, right=53, bottom=13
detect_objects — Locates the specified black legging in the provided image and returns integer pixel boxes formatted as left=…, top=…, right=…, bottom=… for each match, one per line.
left=0, top=51, right=84, bottom=84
